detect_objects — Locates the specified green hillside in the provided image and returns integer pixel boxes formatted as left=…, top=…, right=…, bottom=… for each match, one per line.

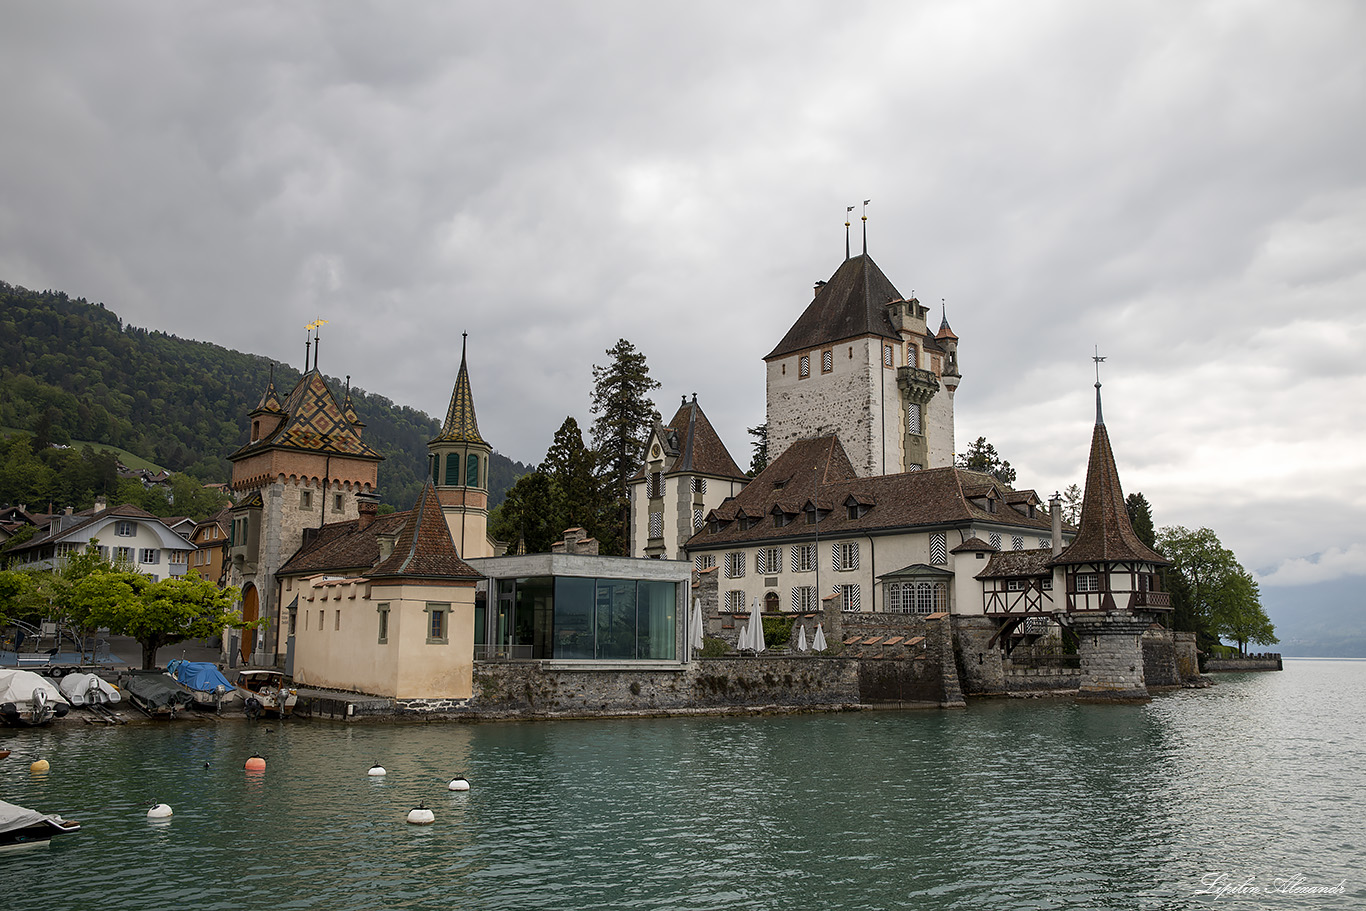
left=0, top=281, right=529, bottom=511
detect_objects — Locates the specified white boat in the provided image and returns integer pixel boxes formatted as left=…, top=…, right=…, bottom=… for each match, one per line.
left=0, top=799, right=81, bottom=851
left=58, top=672, right=121, bottom=707
left=235, top=670, right=298, bottom=718
left=0, top=670, right=71, bottom=726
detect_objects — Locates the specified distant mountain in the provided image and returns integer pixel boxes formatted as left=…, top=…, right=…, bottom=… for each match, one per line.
left=1261, top=577, right=1366, bottom=658
left=0, top=280, right=531, bottom=511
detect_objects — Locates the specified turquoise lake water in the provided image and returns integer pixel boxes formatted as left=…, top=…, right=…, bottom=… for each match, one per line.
left=2, top=659, right=1363, bottom=910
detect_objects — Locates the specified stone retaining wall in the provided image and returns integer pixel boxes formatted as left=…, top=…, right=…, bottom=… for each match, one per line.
left=1205, top=654, right=1283, bottom=672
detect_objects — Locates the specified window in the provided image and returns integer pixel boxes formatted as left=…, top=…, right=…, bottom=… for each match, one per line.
left=989, top=533, right=1002, bottom=550
left=467, top=453, right=480, bottom=489
left=839, top=583, right=861, bottom=612
left=114, top=546, right=134, bottom=564
left=695, top=554, right=716, bottom=572
left=140, top=548, right=159, bottom=564
left=300, top=490, right=313, bottom=509
left=930, top=532, right=947, bottom=565
left=649, top=472, right=663, bottom=499
left=377, top=604, right=389, bottom=644
left=318, top=610, right=324, bottom=631
left=1076, top=573, right=1100, bottom=593
left=724, top=552, right=746, bottom=578
left=821, top=349, right=833, bottom=373
left=724, top=590, right=745, bottom=612
left=908, top=402, right=922, bottom=435
left=791, top=585, right=815, bottom=612
left=334, top=493, right=344, bottom=512
left=757, top=547, right=782, bottom=575
left=774, top=510, right=791, bottom=528
left=115, top=521, right=135, bottom=537
left=426, top=602, right=450, bottom=644
left=445, top=453, right=461, bottom=486
left=334, top=610, right=341, bottom=631
left=692, top=477, right=707, bottom=494
left=1007, top=579, right=1029, bottom=591
left=835, top=541, right=859, bottom=571
left=908, top=346, right=918, bottom=368
left=288, top=609, right=297, bottom=635
left=883, top=344, right=894, bottom=367
left=805, top=506, right=822, bottom=525
left=693, top=508, right=704, bottom=530
left=799, top=354, right=810, bottom=378
left=1012, top=536, right=1024, bottom=551
left=1041, top=578, right=1053, bottom=591
left=649, top=512, right=663, bottom=540
left=790, top=543, right=815, bottom=572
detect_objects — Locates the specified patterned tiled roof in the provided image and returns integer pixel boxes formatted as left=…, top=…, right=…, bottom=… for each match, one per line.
left=661, top=397, right=746, bottom=480
left=230, top=370, right=383, bottom=461
left=434, top=342, right=486, bottom=445
left=370, top=481, right=482, bottom=580
left=1052, top=390, right=1168, bottom=567
left=252, top=380, right=283, bottom=414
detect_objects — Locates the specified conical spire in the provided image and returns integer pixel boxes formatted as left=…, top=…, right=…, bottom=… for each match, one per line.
left=253, top=365, right=283, bottom=414
left=436, top=333, right=487, bottom=445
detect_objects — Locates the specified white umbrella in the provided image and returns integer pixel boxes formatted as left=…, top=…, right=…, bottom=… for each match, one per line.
left=750, top=598, right=766, bottom=654
left=796, top=623, right=808, bottom=652
left=691, top=598, right=705, bottom=652
left=812, top=622, right=827, bottom=652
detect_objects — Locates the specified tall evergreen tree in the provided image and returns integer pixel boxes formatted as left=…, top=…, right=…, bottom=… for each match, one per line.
left=955, top=436, right=1017, bottom=486
left=541, top=417, right=598, bottom=535
left=747, top=423, right=769, bottom=477
left=589, top=339, right=659, bottom=555
left=1061, top=483, right=1083, bottom=524
left=1125, top=492, right=1156, bottom=551
left=488, top=471, right=561, bottom=554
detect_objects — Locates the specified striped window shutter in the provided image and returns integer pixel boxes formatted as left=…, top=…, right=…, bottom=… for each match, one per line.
left=1038, top=537, right=1051, bottom=549
left=693, top=508, right=704, bottom=530
left=883, top=345, right=893, bottom=367
left=831, top=544, right=840, bottom=571
left=756, top=550, right=766, bottom=574
left=1012, top=536, right=1024, bottom=551
left=850, top=543, right=859, bottom=570
left=930, top=532, right=947, bottom=565
left=990, top=533, right=1002, bottom=550
left=822, top=349, right=833, bottom=372
left=908, top=402, right=922, bottom=435
left=649, top=512, right=663, bottom=539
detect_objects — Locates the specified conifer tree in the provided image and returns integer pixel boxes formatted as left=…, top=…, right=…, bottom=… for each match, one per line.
left=956, top=436, right=1017, bottom=486
left=748, top=423, right=769, bottom=477
left=541, top=417, right=598, bottom=536
left=1125, top=492, right=1156, bottom=550
left=589, top=339, right=659, bottom=555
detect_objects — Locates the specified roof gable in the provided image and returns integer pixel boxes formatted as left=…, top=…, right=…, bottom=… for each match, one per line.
left=766, top=254, right=906, bottom=360
left=660, top=397, right=746, bottom=480
left=370, top=481, right=481, bottom=580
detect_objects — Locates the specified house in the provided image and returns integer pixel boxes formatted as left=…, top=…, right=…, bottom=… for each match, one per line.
left=5, top=500, right=194, bottom=581
left=189, top=507, right=232, bottom=586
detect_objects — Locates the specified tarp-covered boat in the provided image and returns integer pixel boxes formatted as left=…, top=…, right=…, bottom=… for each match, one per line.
left=166, top=660, right=240, bottom=711
left=117, top=671, right=194, bottom=718
left=0, top=670, right=71, bottom=726
left=58, top=672, right=121, bottom=707
left=0, top=799, right=80, bottom=851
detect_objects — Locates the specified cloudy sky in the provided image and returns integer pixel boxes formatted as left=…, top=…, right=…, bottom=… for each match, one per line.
left=2, top=1, right=1364, bottom=603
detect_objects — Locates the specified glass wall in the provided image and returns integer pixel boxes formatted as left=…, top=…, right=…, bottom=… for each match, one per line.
left=479, top=575, right=678, bottom=661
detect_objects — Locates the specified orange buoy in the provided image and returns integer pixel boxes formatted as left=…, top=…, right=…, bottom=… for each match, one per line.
left=244, top=754, right=266, bottom=772
left=30, top=758, right=50, bottom=773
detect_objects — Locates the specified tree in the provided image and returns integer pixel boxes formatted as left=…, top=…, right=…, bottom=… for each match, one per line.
left=1061, top=484, right=1083, bottom=525
left=0, top=569, right=35, bottom=625
left=89, top=570, right=245, bottom=670
left=1125, top=492, right=1156, bottom=551
left=956, top=436, right=1017, bottom=486
left=748, top=423, right=769, bottom=476
left=541, top=417, right=598, bottom=535
left=589, top=339, right=660, bottom=555
left=488, top=471, right=562, bottom=554
left=1156, top=525, right=1275, bottom=654
left=1211, top=568, right=1278, bottom=656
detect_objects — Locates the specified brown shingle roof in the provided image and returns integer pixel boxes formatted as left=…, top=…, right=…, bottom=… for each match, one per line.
left=977, top=549, right=1054, bottom=578
left=433, top=340, right=486, bottom=445
left=661, top=397, right=746, bottom=480
left=765, top=255, right=906, bottom=359
left=276, top=511, right=410, bottom=577
left=370, top=481, right=481, bottom=580
left=1052, top=402, right=1168, bottom=567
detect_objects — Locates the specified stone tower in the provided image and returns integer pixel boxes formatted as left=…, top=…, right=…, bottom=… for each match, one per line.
left=764, top=250, right=960, bottom=476
left=228, top=363, right=383, bottom=666
left=429, top=334, right=493, bottom=559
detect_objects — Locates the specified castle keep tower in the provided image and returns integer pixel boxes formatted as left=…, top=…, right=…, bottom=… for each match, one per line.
left=429, top=334, right=493, bottom=559
left=764, top=249, right=960, bottom=476
left=228, top=362, right=383, bottom=666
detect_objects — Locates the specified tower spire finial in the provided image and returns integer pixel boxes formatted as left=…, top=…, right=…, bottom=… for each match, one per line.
left=861, top=199, right=870, bottom=255
left=845, top=205, right=854, bottom=260
left=1092, top=346, right=1107, bottom=425
left=461, top=331, right=468, bottom=363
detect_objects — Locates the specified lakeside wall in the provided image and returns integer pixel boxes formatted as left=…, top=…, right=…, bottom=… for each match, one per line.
left=1204, top=654, right=1283, bottom=671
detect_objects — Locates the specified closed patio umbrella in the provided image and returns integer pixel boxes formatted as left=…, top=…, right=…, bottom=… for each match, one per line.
left=812, top=622, right=827, bottom=652
left=691, top=598, right=705, bottom=653
left=796, top=623, right=808, bottom=652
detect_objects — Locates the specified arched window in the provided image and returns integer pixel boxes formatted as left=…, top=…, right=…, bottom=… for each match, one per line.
left=916, top=582, right=935, bottom=614
left=445, top=453, right=461, bottom=486
left=466, top=453, right=480, bottom=488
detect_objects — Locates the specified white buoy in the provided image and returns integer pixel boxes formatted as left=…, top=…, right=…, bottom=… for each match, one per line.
left=448, top=775, right=470, bottom=791
left=406, top=803, right=435, bottom=825
left=368, top=763, right=387, bottom=777
left=147, top=803, right=173, bottom=819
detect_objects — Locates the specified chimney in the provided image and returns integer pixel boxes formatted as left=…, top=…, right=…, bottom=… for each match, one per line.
left=813, top=280, right=826, bottom=297
left=94, top=495, right=107, bottom=514
left=356, top=492, right=379, bottom=531
left=1050, top=492, right=1063, bottom=557
left=65, top=505, right=74, bottom=516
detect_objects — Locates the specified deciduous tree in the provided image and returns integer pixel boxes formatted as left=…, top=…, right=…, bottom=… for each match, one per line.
left=88, top=570, right=245, bottom=670
left=1156, top=525, right=1276, bottom=655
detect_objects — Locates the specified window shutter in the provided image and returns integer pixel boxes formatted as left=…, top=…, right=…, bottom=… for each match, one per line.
left=851, top=543, right=860, bottom=570
left=831, top=545, right=839, bottom=571
left=930, top=532, right=947, bottom=565
left=908, top=402, right=922, bottom=435
left=693, top=508, right=704, bottom=530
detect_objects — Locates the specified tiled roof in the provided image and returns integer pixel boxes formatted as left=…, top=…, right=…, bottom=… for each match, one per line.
left=951, top=536, right=996, bottom=553
left=370, top=482, right=482, bottom=580
left=766, top=255, right=906, bottom=359
left=977, top=549, right=1054, bottom=578
left=252, top=380, right=283, bottom=414
left=11, top=503, right=169, bottom=553
left=878, top=562, right=955, bottom=579
left=661, top=397, right=746, bottom=480
left=230, top=370, right=383, bottom=462
left=276, top=511, right=411, bottom=577
left=1052, top=398, right=1168, bottom=567
left=433, top=343, right=487, bottom=445
left=687, top=436, right=1053, bottom=550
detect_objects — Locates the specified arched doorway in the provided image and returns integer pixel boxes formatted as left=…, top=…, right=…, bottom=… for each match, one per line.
left=764, top=591, right=780, bottom=612
left=240, top=584, right=259, bottom=665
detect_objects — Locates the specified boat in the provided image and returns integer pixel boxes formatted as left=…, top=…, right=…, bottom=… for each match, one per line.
left=0, top=670, right=71, bottom=726
left=165, top=660, right=240, bottom=712
left=58, top=672, right=121, bottom=707
left=235, top=670, right=298, bottom=718
left=0, top=799, right=80, bottom=851
left=117, top=671, right=194, bottom=718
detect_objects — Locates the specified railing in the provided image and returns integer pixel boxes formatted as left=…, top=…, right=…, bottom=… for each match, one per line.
left=1133, top=591, right=1171, bottom=608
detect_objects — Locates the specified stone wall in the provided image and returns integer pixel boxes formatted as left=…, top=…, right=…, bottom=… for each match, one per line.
left=1003, top=654, right=1081, bottom=692
left=1204, top=654, right=1283, bottom=672
left=1174, top=632, right=1200, bottom=681
left=1142, top=626, right=1179, bottom=687
left=1071, top=612, right=1152, bottom=702
left=952, top=615, right=1006, bottom=695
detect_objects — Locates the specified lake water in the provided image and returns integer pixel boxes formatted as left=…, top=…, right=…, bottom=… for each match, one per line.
left=2, top=660, right=1363, bottom=910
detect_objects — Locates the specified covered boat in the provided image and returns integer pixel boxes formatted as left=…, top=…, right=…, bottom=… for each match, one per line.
left=166, top=660, right=240, bottom=712
left=0, top=670, right=71, bottom=726
left=58, top=672, right=121, bottom=707
left=0, top=799, right=80, bottom=851
left=235, top=670, right=298, bottom=718
left=117, top=671, right=194, bottom=718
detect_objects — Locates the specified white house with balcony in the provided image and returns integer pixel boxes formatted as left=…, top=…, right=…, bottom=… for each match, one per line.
left=4, top=501, right=195, bottom=581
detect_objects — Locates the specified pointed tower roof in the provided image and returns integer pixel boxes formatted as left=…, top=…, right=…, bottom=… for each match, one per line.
left=765, top=254, right=906, bottom=360
left=662, top=396, right=747, bottom=479
left=231, top=369, right=383, bottom=461
left=370, top=480, right=481, bottom=579
left=434, top=334, right=487, bottom=445
left=341, top=377, right=365, bottom=428
left=936, top=316, right=958, bottom=341
left=251, top=373, right=284, bottom=415
left=1053, top=385, right=1168, bottom=567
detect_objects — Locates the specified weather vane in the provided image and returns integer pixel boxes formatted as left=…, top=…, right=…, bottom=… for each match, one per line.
left=1092, top=346, right=1106, bottom=384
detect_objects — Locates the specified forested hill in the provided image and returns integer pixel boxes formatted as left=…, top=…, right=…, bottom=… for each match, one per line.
left=0, top=281, right=529, bottom=510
